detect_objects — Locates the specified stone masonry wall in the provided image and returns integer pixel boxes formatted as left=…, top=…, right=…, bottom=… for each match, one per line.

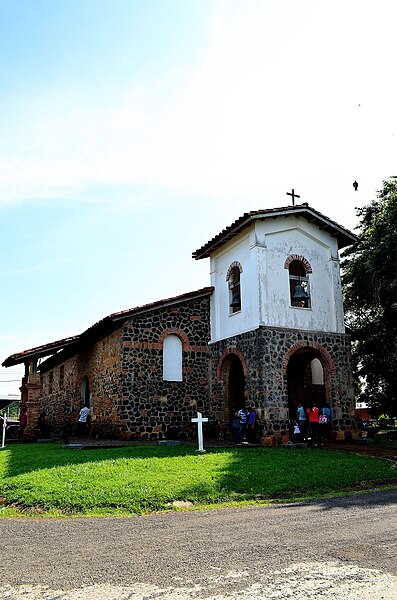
left=38, top=295, right=211, bottom=440
left=209, top=326, right=355, bottom=444
left=39, top=329, right=123, bottom=438
left=120, top=296, right=211, bottom=440
left=37, top=304, right=353, bottom=443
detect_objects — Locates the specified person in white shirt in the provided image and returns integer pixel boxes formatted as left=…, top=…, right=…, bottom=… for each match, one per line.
left=78, top=406, right=90, bottom=437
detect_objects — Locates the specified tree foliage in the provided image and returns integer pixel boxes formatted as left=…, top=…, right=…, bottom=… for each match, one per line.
left=342, top=177, right=397, bottom=416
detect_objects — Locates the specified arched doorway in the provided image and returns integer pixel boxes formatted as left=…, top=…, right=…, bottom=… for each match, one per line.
left=287, top=348, right=328, bottom=418
left=218, top=352, right=246, bottom=422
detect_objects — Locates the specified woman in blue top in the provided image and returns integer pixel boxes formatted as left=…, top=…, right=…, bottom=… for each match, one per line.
left=296, top=403, right=307, bottom=442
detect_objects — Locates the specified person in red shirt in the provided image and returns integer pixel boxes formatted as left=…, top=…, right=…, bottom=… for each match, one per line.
left=307, top=404, right=320, bottom=446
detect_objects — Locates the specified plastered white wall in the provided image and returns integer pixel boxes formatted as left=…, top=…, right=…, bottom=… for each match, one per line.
left=209, top=215, right=345, bottom=342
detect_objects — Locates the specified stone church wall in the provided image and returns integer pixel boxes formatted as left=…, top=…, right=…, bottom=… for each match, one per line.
left=38, top=303, right=354, bottom=443
left=120, top=295, right=211, bottom=440
left=39, top=295, right=211, bottom=440
left=39, top=328, right=124, bottom=438
left=209, top=326, right=355, bottom=444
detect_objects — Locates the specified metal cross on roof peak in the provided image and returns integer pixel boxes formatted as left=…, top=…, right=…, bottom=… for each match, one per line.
left=286, top=188, right=300, bottom=206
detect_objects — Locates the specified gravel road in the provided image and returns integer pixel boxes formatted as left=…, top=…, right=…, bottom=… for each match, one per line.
left=0, top=488, right=396, bottom=599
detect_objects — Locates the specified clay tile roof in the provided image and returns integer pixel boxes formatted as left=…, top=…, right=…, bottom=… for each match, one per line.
left=192, top=204, right=357, bottom=260
left=109, top=286, right=214, bottom=321
left=1, top=336, right=80, bottom=368
left=79, top=286, right=214, bottom=339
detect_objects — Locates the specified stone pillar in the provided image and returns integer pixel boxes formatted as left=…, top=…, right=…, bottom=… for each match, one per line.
left=24, top=373, right=41, bottom=441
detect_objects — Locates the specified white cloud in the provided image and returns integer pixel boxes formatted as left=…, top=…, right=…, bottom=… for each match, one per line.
left=0, top=0, right=396, bottom=226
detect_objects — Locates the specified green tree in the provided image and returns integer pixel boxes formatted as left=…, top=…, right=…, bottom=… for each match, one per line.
left=342, top=176, right=397, bottom=417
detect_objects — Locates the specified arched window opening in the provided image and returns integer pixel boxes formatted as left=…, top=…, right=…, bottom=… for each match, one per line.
left=81, top=376, right=90, bottom=408
left=311, top=358, right=324, bottom=385
left=163, top=334, right=183, bottom=381
left=228, top=265, right=241, bottom=314
left=289, top=260, right=311, bottom=308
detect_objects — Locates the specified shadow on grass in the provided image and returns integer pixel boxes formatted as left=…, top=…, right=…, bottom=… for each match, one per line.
left=178, top=449, right=397, bottom=507
left=2, top=441, right=201, bottom=478
left=1, top=442, right=396, bottom=514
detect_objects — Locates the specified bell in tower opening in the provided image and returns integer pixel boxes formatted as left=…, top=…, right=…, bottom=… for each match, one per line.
left=228, top=267, right=241, bottom=313
left=292, top=278, right=310, bottom=308
left=293, top=282, right=308, bottom=300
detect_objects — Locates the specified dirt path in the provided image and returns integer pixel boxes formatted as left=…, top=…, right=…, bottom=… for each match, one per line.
left=323, top=440, right=397, bottom=461
left=1, top=489, right=397, bottom=599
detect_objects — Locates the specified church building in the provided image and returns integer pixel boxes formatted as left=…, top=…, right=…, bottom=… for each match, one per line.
left=2, top=203, right=357, bottom=444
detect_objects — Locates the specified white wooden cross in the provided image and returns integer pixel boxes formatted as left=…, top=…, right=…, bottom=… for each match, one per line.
left=191, top=411, right=208, bottom=453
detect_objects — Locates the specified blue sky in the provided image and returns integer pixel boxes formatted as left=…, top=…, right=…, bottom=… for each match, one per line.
left=1, top=0, right=397, bottom=396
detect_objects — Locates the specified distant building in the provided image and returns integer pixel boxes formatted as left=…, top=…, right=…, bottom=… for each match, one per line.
left=2, top=204, right=357, bottom=443
left=355, top=401, right=373, bottom=422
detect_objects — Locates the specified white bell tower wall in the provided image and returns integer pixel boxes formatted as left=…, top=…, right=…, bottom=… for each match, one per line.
left=209, top=215, right=346, bottom=343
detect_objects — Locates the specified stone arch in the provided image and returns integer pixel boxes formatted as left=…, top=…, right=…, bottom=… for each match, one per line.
left=282, top=341, right=335, bottom=419
left=282, top=341, right=336, bottom=376
left=216, top=349, right=249, bottom=422
left=216, top=347, right=249, bottom=379
left=159, top=327, right=189, bottom=349
left=284, top=254, right=313, bottom=274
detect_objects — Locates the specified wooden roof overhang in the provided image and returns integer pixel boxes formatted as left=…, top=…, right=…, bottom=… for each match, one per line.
left=1, top=336, right=80, bottom=368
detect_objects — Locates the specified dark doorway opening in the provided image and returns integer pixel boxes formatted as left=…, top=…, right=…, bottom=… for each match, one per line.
left=226, top=354, right=246, bottom=422
left=81, top=376, right=90, bottom=408
left=287, top=349, right=326, bottom=418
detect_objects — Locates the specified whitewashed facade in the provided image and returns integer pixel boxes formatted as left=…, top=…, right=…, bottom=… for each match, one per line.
left=209, top=213, right=345, bottom=343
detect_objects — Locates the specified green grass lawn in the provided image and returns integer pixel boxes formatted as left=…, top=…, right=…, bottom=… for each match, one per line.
left=0, top=443, right=396, bottom=517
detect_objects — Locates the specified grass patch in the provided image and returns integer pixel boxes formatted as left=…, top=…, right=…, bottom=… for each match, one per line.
left=0, top=443, right=396, bottom=517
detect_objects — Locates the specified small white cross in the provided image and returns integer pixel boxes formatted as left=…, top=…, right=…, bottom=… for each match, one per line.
left=191, top=411, right=208, bottom=453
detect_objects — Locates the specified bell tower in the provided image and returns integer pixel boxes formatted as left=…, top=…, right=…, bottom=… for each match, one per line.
left=193, top=204, right=357, bottom=444
left=193, top=205, right=353, bottom=343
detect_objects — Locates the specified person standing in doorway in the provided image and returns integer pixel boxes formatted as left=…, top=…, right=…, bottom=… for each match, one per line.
left=296, top=403, right=307, bottom=442
left=237, top=407, right=247, bottom=443
left=231, top=408, right=247, bottom=445
left=307, top=403, right=320, bottom=446
left=319, top=404, right=332, bottom=443
left=78, top=405, right=90, bottom=437
left=246, top=406, right=257, bottom=444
